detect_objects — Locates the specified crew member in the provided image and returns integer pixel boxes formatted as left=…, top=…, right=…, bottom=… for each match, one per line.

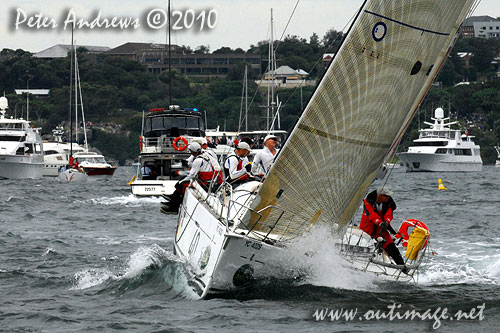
left=163, top=142, right=222, bottom=213
left=360, top=187, right=407, bottom=273
left=224, top=141, right=251, bottom=187
left=251, top=134, right=279, bottom=177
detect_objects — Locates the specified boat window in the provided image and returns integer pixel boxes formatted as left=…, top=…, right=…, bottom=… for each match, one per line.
left=454, top=149, right=472, bottom=156
left=435, top=148, right=447, bottom=154
left=415, top=141, right=447, bottom=146
left=25, top=144, right=34, bottom=154
left=0, top=123, right=24, bottom=130
left=44, top=150, right=59, bottom=155
left=0, top=135, right=23, bottom=141
left=152, top=117, right=164, bottom=130
left=144, top=118, right=152, bottom=133
left=35, top=144, right=41, bottom=153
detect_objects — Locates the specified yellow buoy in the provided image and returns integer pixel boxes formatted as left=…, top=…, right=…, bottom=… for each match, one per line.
left=438, top=178, right=447, bottom=191
left=128, top=175, right=136, bottom=186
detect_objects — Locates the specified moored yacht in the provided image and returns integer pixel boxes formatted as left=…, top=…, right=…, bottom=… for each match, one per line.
left=130, top=105, right=206, bottom=196
left=0, top=96, right=44, bottom=179
left=73, top=151, right=117, bottom=179
left=397, top=108, right=482, bottom=172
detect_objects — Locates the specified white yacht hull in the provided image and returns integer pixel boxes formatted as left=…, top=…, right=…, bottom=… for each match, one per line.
left=398, top=152, right=482, bottom=172
left=174, top=188, right=291, bottom=298
left=0, top=155, right=43, bottom=179
left=57, top=168, right=88, bottom=183
left=131, top=179, right=177, bottom=197
left=43, top=162, right=66, bottom=177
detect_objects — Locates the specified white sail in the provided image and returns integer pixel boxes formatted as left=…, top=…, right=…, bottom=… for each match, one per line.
left=246, top=0, right=475, bottom=239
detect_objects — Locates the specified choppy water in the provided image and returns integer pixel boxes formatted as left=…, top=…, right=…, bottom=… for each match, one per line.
left=1, top=167, right=499, bottom=332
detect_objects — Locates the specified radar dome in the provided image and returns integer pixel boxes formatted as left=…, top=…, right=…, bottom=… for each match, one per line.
left=434, top=107, right=444, bottom=119
left=0, top=96, right=8, bottom=110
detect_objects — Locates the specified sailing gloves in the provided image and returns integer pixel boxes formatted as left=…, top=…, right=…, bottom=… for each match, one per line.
left=380, top=220, right=389, bottom=231
left=245, top=164, right=252, bottom=172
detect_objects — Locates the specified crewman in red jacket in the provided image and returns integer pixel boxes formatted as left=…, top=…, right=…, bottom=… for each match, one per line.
left=360, top=187, right=407, bottom=272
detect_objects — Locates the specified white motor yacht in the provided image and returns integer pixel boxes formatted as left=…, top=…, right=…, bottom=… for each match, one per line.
left=397, top=108, right=482, bottom=172
left=0, top=96, right=44, bottom=179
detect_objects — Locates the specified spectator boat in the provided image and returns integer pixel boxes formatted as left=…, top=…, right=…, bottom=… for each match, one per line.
left=0, top=96, right=44, bottom=179
left=397, top=107, right=482, bottom=172
left=129, top=106, right=206, bottom=196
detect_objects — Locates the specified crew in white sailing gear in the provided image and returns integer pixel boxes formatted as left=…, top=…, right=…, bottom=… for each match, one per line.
left=181, top=145, right=221, bottom=184
left=164, top=142, right=222, bottom=214
left=184, top=138, right=218, bottom=168
left=224, top=141, right=251, bottom=186
left=251, top=134, right=279, bottom=177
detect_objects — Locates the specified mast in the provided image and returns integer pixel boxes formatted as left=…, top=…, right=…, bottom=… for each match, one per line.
left=168, top=0, right=172, bottom=106
left=270, top=8, right=275, bottom=133
left=69, top=25, right=74, bottom=157
left=74, top=42, right=79, bottom=148
left=245, top=66, right=248, bottom=132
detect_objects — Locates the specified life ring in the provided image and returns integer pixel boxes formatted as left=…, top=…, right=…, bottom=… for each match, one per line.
left=395, top=219, right=430, bottom=247
left=173, top=136, right=188, bottom=151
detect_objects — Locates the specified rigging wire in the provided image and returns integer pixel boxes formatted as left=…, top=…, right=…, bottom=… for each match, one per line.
left=240, top=0, right=359, bottom=131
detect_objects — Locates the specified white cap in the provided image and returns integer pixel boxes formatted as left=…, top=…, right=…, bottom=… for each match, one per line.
left=236, top=142, right=251, bottom=151
left=201, top=138, right=208, bottom=145
left=191, top=138, right=203, bottom=145
left=376, top=186, right=393, bottom=197
left=264, top=134, right=279, bottom=142
left=188, top=142, right=201, bottom=153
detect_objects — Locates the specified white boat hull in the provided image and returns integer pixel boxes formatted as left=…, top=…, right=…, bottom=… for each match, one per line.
left=131, top=179, right=177, bottom=197
left=0, top=155, right=43, bottom=179
left=57, top=168, right=88, bottom=183
left=397, top=152, right=482, bottom=172
left=43, top=162, right=66, bottom=177
left=174, top=188, right=291, bottom=297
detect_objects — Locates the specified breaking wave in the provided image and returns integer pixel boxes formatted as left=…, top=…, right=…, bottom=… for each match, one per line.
left=70, top=244, right=197, bottom=299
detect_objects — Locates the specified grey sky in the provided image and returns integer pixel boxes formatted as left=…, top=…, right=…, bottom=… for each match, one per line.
left=0, top=0, right=498, bottom=53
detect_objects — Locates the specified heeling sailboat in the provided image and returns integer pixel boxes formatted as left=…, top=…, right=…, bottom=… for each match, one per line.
left=173, top=0, right=476, bottom=297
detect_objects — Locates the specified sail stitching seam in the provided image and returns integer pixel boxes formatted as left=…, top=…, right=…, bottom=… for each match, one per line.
left=298, top=124, right=391, bottom=149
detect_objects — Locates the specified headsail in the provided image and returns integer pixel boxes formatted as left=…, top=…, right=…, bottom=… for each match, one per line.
left=246, top=0, right=475, bottom=240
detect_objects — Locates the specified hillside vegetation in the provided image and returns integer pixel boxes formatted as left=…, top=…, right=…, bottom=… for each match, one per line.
left=0, top=33, right=499, bottom=164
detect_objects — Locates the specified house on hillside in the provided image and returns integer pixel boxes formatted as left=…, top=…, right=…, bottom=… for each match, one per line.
left=259, top=65, right=315, bottom=88
left=107, top=42, right=261, bottom=77
left=461, top=16, right=500, bottom=39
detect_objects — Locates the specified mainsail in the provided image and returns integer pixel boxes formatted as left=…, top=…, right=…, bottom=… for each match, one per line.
left=247, top=0, right=475, bottom=240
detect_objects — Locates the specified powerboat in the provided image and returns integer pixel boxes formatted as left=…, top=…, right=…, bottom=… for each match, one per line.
left=397, top=107, right=482, bottom=172
left=72, top=151, right=117, bottom=179
left=0, top=96, right=44, bottom=179
left=129, top=105, right=206, bottom=196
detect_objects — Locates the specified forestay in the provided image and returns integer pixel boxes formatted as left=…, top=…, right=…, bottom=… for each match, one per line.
left=246, top=0, right=475, bottom=240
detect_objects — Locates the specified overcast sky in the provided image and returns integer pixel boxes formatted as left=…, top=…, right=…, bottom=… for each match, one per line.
left=0, top=0, right=498, bottom=53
